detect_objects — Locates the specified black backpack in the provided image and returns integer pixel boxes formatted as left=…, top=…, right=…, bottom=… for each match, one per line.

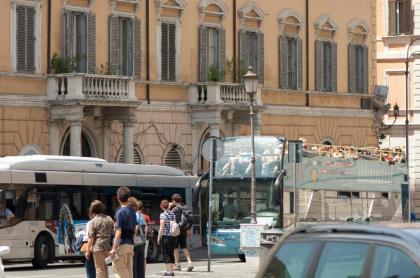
left=179, top=206, right=193, bottom=230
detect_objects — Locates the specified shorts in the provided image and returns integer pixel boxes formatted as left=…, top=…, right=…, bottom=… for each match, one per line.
left=175, top=230, right=187, bottom=249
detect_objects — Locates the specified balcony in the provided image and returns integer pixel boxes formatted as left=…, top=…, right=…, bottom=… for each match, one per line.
left=47, top=74, right=136, bottom=103
left=188, top=82, right=262, bottom=106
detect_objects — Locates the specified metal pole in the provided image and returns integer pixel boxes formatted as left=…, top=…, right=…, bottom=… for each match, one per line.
left=405, top=58, right=410, bottom=177
left=207, top=138, right=215, bottom=272
left=250, top=97, right=257, bottom=224
left=293, top=161, right=297, bottom=228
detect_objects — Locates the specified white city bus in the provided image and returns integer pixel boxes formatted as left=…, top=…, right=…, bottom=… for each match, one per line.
left=0, top=155, right=197, bottom=268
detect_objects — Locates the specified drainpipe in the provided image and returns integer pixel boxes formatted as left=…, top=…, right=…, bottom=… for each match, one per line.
left=146, top=0, right=151, bottom=104
left=305, top=0, right=309, bottom=106
left=233, top=0, right=237, bottom=83
left=47, top=0, right=52, bottom=73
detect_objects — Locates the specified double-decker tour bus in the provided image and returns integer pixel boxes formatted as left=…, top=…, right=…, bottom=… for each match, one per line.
left=0, top=155, right=197, bottom=268
left=193, top=136, right=286, bottom=261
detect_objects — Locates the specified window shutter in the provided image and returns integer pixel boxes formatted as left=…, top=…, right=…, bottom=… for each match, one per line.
left=77, top=14, right=88, bottom=73
left=389, top=0, right=397, bottom=35
left=109, top=15, right=119, bottom=75
left=133, top=18, right=141, bottom=78
left=363, top=46, right=369, bottom=94
left=315, top=40, right=324, bottom=91
left=161, top=22, right=169, bottom=81
left=297, top=37, right=303, bottom=90
left=168, top=23, right=177, bottom=81
left=126, top=19, right=133, bottom=76
left=279, top=36, right=288, bottom=89
left=63, top=9, right=73, bottom=59
left=331, top=42, right=337, bottom=92
left=239, top=30, right=247, bottom=78
left=87, top=13, right=96, bottom=73
left=198, top=25, right=207, bottom=82
left=16, top=5, right=27, bottom=72
left=26, top=7, right=36, bottom=73
left=218, top=28, right=226, bottom=82
left=404, top=0, right=413, bottom=34
left=258, top=32, right=265, bottom=84
left=348, top=44, right=356, bottom=93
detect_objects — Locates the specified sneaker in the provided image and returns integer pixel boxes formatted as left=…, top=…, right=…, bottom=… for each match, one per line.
left=171, top=272, right=175, bottom=277
left=187, top=262, right=194, bottom=272
left=163, top=272, right=171, bottom=276
left=174, top=264, right=181, bottom=271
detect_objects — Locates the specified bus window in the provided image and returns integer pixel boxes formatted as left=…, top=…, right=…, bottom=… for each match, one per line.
left=0, top=190, right=17, bottom=228
left=35, top=187, right=57, bottom=220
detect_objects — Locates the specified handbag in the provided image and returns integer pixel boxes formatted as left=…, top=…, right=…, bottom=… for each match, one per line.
left=80, top=242, right=88, bottom=253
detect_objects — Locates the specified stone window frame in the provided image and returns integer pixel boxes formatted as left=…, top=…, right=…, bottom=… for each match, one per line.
left=10, top=0, right=42, bottom=74
left=348, top=19, right=369, bottom=94
left=238, top=0, right=266, bottom=30
left=199, top=0, right=228, bottom=25
left=156, top=0, right=185, bottom=82
left=314, top=14, right=338, bottom=40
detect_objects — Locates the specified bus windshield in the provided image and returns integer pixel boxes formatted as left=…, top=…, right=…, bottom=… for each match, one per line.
left=215, top=136, right=284, bottom=178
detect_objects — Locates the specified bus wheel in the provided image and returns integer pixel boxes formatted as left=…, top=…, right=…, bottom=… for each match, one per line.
left=238, top=254, right=246, bottom=262
left=32, top=235, right=52, bottom=269
left=146, top=238, right=161, bottom=263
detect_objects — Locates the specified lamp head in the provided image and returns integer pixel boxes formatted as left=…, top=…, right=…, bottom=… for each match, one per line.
left=244, top=66, right=259, bottom=99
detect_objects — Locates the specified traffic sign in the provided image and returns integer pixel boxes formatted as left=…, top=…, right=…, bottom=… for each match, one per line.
left=202, top=136, right=224, bottom=162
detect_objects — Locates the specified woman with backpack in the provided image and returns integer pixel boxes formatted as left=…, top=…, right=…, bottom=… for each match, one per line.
left=158, top=199, right=178, bottom=276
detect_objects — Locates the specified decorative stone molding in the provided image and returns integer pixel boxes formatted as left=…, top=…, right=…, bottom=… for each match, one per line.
left=348, top=19, right=369, bottom=43
left=199, top=0, right=228, bottom=25
left=314, top=14, right=338, bottom=39
left=278, top=9, right=303, bottom=35
left=155, top=0, right=185, bottom=21
left=110, top=0, right=140, bottom=16
left=238, top=1, right=266, bottom=29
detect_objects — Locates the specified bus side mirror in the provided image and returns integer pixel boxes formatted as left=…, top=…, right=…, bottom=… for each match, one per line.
left=192, top=172, right=209, bottom=207
left=273, top=169, right=287, bottom=206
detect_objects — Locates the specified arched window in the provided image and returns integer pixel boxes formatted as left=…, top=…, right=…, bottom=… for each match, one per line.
left=164, top=145, right=182, bottom=168
left=118, top=147, right=143, bottom=164
left=61, top=131, right=94, bottom=157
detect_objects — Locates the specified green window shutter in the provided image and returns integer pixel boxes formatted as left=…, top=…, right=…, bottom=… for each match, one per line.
left=16, top=5, right=27, bottom=72
left=315, top=40, right=324, bottom=91
left=133, top=18, right=141, bottom=78
left=389, top=0, right=397, bottom=35
left=168, top=23, right=176, bottom=81
left=161, top=22, right=169, bottom=81
left=279, top=36, right=288, bottom=89
left=198, top=25, right=207, bottom=82
left=238, top=29, right=247, bottom=79
left=258, top=32, right=265, bottom=84
left=87, top=13, right=96, bottom=73
left=218, top=28, right=226, bottom=81
left=331, top=42, right=337, bottom=92
left=363, top=46, right=369, bottom=94
left=297, top=37, right=303, bottom=90
left=109, top=15, right=119, bottom=75
left=348, top=44, right=356, bottom=93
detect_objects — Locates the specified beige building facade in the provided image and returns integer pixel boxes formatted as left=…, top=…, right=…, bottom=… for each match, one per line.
left=0, top=0, right=378, bottom=175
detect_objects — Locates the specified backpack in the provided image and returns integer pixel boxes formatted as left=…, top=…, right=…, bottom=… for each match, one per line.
left=179, top=206, right=193, bottom=230
left=134, top=212, right=146, bottom=246
left=168, top=212, right=180, bottom=237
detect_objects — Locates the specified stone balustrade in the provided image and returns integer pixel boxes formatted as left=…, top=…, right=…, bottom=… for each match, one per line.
left=47, top=74, right=136, bottom=101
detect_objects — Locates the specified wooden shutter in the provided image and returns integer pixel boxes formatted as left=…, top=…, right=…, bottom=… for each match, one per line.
left=363, top=46, right=369, bottom=94
left=87, top=13, right=96, bottom=73
left=331, top=42, right=337, bottom=92
left=109, top=15, right=119, bottom=75
left=63, top=9, right=73, bottom=59
left=297, top=37, right=303, bottom=90
left=389, top=0, right=397, bottom=35
left=348, top=44, right=356, bottom=93
left=258, top=32, right=265, bottom=84
left=219, top=28, right=226, bottom=81
left=16, top=6, right=27, bottom=72
left=239, top=30, right=247, bottom=78
left=26, top=7, right=36, bottom=73
left=404, top=0, right=413, bottom=34
left=279, top=36, right=288, bottom=89
left=315, top=40, right=324, bottom=91
left=168, top=23, right=176, bottom=81
left=161, top=22, right=169, bottom=80
left=198, top=25, right=207, bottom=82
left=133, top=18, right=141, bottom=78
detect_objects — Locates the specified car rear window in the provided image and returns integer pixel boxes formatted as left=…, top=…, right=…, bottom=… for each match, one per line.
left=314, top=242, right=369, bottom=278
left=262, top=241, right=318, bottom=278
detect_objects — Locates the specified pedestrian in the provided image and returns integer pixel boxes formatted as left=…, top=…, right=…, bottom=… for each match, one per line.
left=158, top=199, right=177, bottom=276
left=170, top=194, right=194, bottom=272
left=137, top=200, right=151, bottom=271
left=86, top=200, right=114, bottom=278
left=129, top=197, right=146, bottom=278
left=83, top=211, right=96, bottom=278
left=109, top=186, right=137, bottom=278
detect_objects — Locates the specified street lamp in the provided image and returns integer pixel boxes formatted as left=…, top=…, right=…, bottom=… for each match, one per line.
left=244, top=66, right=259, bottom=224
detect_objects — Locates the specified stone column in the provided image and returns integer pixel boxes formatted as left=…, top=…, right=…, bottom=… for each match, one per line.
left=123, top=121, right=134, bottom=164
left=192, top=123, right=202, bottom=175
left=70, top=120, right=82, bottom=156
left=49, top=120, right=60, bottom=155
left=102, top=121, right=112, bottom=162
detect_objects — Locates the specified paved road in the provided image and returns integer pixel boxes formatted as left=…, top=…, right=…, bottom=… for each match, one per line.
left=4, top=249, right=253, bottom=278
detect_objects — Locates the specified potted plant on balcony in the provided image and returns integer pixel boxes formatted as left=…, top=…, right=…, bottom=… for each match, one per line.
left=207, top=65, right=224, bottom=82
left=50, top=53, right=80, bottom=74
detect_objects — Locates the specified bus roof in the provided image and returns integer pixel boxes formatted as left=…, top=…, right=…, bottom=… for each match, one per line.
left=0, top=155, right=185, bottom=176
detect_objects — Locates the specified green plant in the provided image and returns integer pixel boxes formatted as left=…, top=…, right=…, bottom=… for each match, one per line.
left=98, top=63, right=111, bottom=75
left=50, top=53, right=80, bottom=74
left=208, top=65, right=221, bottom=82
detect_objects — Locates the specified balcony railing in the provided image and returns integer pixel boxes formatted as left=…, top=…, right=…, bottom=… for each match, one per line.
left=189, top=82, right=262, bottom=105
left=47, top=74, right=136, bottom=101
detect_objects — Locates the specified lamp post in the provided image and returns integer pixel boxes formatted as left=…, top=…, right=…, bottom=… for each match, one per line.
left=244, top=66, right=259, bottom=224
